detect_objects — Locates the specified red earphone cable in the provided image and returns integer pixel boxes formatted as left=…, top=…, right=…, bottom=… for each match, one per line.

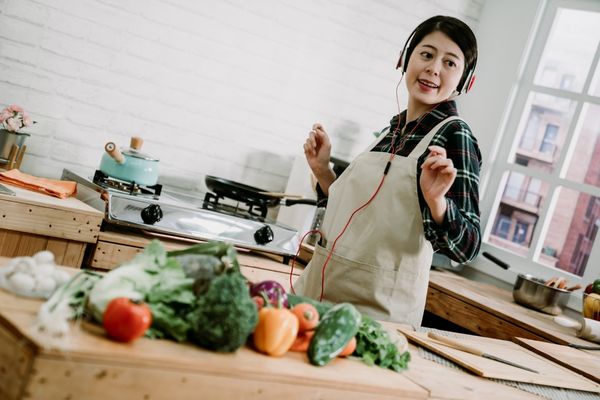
left=289, top=76, right=438, bottom=301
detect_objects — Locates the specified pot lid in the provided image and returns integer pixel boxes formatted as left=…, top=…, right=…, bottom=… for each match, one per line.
left=122, top=147, right=159, bottom=161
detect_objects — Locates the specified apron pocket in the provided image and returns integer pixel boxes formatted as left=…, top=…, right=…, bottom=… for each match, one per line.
left=304, top=244, right=423, bottom=322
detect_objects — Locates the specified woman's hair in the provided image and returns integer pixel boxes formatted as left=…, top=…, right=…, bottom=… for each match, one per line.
left=401, top=15, right=478, bottom=91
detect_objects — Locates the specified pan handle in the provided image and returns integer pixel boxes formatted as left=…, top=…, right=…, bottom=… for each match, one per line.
left=283, top=198, right=318, bottom=206
left=482, top=251, right=510, bottom=270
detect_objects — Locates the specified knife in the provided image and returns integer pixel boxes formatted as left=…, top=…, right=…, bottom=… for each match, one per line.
left=427, top=332, right=539, bottom=374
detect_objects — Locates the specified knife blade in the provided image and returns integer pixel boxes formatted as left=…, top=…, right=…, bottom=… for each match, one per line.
left=427, top=332, right=539, bottom=374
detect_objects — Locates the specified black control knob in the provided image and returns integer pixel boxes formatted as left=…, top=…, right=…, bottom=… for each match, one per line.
left=254, top=224, right=274, bottom=245
left=141, top=204, right=163, bottom=225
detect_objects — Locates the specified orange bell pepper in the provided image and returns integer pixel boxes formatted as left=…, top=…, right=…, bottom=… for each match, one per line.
left=253, top=307, right=299, bottom=356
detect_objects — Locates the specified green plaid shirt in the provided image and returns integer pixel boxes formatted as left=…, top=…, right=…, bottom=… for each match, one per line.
left=371, top=100, right=482, bottom=262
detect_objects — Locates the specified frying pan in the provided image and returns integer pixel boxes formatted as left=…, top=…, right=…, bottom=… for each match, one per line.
left=205, top=175, right=317, bottom=207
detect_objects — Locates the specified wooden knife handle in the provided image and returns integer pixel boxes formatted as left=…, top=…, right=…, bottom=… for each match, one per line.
left=427, top=332, right=484, bottom=356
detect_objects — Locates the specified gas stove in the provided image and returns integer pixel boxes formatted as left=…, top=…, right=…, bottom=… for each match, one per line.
left=62, top=169, right=301, bottom=261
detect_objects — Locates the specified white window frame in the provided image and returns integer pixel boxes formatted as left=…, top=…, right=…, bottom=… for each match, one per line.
left=475, top=0, right=600, bottom=309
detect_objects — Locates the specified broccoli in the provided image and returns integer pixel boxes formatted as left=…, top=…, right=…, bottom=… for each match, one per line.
left=189, top=270, right=258, bottom=352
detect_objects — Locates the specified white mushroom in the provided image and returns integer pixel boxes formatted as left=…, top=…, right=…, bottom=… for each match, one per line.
left=7, top=271, right=36, bottom=295
left=33, top=250, right=55, bottom=265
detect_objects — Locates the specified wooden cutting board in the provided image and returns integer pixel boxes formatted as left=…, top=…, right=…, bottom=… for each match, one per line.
left=513, top=337, right=600, bottom=384
left=399, top=328, right=600, bottom=393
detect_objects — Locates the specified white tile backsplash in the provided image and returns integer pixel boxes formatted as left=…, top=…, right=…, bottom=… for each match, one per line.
left=0, top=0, right=482, bottom=196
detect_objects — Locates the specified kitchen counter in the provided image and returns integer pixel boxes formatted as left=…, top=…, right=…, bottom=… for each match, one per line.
left=86, top=229, right=305, bottom=289
left=297, top=246, right=595, bottom=347
left=0, top=257, right=546, bottom=400
left=0, top=184, right=103, bottom=267
left=427, top=268, right=595, bottom=347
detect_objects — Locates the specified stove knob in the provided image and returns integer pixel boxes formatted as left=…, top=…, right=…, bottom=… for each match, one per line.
left=254, top=225, right=274, bottom=245
left=141, top=204, right=163, bottom=225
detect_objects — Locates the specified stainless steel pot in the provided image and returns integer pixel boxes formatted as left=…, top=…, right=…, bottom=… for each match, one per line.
left=513, top=273, right=570, bottom=315
left=482, top=251, right=570, bottom=315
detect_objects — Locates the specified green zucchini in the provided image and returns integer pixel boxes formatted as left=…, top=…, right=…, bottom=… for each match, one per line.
left=308, top=302, right=362, bottom=366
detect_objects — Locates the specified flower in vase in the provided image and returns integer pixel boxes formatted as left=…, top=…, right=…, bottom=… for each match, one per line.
left=0, top=104, right=35, bottom=132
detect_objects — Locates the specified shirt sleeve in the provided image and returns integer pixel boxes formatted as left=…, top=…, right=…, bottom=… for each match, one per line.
left=421, top=121, right=482, bottom=263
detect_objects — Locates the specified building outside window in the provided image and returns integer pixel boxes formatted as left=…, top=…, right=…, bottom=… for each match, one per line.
left=483, top=0, right=600, bottom=288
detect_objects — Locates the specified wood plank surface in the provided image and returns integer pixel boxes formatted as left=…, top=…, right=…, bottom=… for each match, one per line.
left=0, top=321, right=35, bottom=400
left=428, top=269, right=593, bottom=346
left=399, top=328, right=600, bottom=393
left=0, top=193, right=102, bottom=243
left=0, top=256, right=553, bottom=400
left=90, top=229, right=305, bottom=276
left=0, top=229, right=86, bottom=268
left=426, top=287, right=547, bottom=341
left=400, top=342, right=540, bottom=400
left=0, top=184, right=101, bottom=215
left=513, top=337, right=600, bottom=384
left=2, top=308, right=428, bottom=400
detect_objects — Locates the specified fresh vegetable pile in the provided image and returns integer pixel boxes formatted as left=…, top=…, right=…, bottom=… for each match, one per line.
left=34, top=239, right=411, bottom=372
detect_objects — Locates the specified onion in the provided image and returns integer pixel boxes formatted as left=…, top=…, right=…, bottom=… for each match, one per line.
left=249, top=280, right=288, bottom=308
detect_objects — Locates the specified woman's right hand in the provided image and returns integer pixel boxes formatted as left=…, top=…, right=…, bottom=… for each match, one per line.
left=303, top=123, right=332, bottom=175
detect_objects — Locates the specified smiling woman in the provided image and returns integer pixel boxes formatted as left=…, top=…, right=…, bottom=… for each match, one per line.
left=294, top=15, right=482, bottom=327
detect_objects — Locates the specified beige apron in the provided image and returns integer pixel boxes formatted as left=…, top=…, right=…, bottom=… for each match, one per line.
left=294, top=117, right=460, bottom=326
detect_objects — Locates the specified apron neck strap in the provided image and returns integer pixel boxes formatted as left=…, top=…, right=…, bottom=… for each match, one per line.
left=408, top=116, right=462, bottom=159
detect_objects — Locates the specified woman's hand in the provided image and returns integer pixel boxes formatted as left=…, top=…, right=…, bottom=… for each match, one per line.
left=304, top=124, right=331, bottom=173
left=420, top=145, right=457, bottom=225
left=303, top=123, right=336, bottom=195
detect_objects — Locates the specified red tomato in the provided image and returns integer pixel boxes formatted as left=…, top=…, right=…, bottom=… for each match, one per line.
left=103, top=297, right=152, bottom=343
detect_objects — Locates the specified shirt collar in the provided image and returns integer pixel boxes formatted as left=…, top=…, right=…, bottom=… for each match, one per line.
left=389, top=100, right=458, bottom=132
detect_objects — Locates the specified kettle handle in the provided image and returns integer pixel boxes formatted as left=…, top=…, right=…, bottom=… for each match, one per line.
left=105, top=142, right=125, bottom=164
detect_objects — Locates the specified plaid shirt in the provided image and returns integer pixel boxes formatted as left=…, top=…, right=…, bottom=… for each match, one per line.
left=319, top=100, right=481, bottom=263
left=372, top=100, right=481, bottom=262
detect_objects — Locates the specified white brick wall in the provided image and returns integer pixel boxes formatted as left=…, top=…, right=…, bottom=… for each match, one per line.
left=0, top=0, right=483, bottom=194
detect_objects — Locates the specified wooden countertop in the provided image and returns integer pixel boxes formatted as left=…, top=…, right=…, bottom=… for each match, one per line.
left=427, top=268, right=595, bottom=347
left=0, top=184, right=103, bottom=243
left=0, top=256, right=544, bottom=400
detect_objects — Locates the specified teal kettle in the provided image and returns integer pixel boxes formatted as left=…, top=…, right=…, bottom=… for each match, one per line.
left=99, top=136, right=159, bottom=186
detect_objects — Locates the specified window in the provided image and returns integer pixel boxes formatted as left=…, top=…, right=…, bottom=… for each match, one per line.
left=482, top=0, right=600, bottom=287
left=539, top=124, right=558, bottom=154
left=493, top=215, right=511, bottom=239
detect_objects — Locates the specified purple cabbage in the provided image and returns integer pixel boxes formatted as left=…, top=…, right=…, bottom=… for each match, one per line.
left=249, top=280, right=288, bottom=308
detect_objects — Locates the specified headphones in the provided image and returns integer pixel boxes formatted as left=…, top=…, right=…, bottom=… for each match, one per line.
left=396, top=29, right=476, bottom=95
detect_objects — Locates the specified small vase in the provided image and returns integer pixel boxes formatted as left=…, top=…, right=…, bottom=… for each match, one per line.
left=0, top=128, right=30, bottom=161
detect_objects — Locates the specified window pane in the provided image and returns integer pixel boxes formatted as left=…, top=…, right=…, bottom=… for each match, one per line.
left=563, top=103, right=600, bottom=188
left=511, top=92, right=575, bottom=173
left=487, top=171, right=550, bottom=255
left=534, top=8, right=600, bottom=92
left=538, top=188, right=600, bottom=277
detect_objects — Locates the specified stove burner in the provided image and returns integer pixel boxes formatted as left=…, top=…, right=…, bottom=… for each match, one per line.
left=202, top=192, right=268, bottom=222
left=93, top=170, right=162, bottom=198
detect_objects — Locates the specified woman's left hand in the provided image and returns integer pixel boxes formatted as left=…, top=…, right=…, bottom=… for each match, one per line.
left=420, top=145, right=457, bottom=222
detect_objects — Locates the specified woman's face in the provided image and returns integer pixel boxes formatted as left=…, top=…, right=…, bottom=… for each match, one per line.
left=405, top=31, right=466, bottom=108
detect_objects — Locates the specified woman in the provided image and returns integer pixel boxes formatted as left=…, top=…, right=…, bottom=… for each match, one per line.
left=293, top=15, right=482, bottom=326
